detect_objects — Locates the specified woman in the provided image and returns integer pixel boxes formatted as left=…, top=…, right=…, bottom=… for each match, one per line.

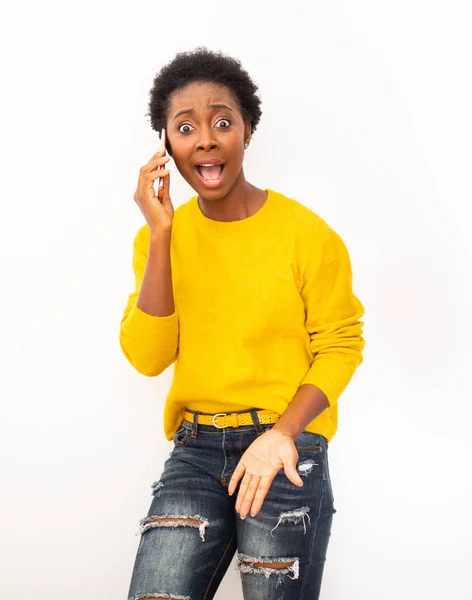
left=120, top=47, right=365, bottom=600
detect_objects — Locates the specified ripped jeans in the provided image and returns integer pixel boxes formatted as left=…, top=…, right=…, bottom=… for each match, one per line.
left=127, top=409, right=337, bottom=600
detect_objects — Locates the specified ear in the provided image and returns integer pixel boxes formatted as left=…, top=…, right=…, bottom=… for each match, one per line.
left=244, top=121, right=252, bottom=147
left=164, top=117, right=173, bottom=157
left=164, top=129, right=173, bottom=157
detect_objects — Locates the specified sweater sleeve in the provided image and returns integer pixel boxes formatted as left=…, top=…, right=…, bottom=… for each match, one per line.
left=298, top=226, right=365, bottom=406
left=119, top=225, right=179, bottom=377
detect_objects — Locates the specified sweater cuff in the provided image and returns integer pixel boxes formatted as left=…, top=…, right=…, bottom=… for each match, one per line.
left=300, top=360, right=354, bottom=407
left=121, top=302, right=178, bottom=343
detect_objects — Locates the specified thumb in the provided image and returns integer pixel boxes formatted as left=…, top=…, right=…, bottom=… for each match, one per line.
left=283, top=458, right=304, bottom=487
left=161, top=171, right=172, bottom=207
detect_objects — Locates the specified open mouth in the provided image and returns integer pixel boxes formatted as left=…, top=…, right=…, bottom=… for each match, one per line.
left=194, top=164, right=225, bottom=186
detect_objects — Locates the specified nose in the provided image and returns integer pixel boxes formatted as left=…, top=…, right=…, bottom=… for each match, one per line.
left=196, top=139, right=218, bottom=151
left=196, top=126, right=218, bottom=151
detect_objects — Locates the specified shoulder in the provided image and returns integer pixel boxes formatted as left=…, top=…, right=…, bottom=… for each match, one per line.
left=269, top=189, right=333, bottom=242
left=270, top=190, right=353, bottom=269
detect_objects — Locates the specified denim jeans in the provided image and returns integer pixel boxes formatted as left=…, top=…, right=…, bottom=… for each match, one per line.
left=127, top=409, right=336, bottom=600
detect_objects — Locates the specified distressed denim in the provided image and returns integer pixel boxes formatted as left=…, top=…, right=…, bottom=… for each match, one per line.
left=127, top=409, right=337, bottom=600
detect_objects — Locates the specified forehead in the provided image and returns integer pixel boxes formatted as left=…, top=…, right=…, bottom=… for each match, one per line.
left=168, top=81, right=240, bottom=116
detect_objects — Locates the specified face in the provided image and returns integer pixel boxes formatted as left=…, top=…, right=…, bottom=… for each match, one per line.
left=165, top=81, right=251, bottom=198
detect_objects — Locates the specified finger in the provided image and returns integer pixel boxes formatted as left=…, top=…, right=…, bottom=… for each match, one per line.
left=160, top=169, right=171, bottom=203
left=145, top=170, right=169, bottom=203
left=228, top=463, right=246, bottom=496
left=138, top=155, right=168, bottom=184
left=143, top=170, right=170, bottom=197
left=238, top=475, right=261, bottom=518
left=235, top=472, right=253, bottom=513
left=234, top=471, right=251, bottom=506
left=144, top=169, right=170, bottom=182
left=248, top=477, right=272, bottom=517
left=151, top=147, right=167, bottom=159
left=284, top=462, right=304, bottom=487
left=149, top=155, right=170, bottom=169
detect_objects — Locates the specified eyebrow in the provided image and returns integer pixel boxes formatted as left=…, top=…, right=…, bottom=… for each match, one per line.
left=172, top=103, right=234, bottom=121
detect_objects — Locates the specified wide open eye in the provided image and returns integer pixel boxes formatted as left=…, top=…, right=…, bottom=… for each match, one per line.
left=178, top=123, right=195, bottom=134
left=216, top=119, right=231, bottom=129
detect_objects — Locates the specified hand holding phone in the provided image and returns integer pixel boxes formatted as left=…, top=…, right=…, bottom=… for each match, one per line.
left=133, top=127, right=174, bottom=232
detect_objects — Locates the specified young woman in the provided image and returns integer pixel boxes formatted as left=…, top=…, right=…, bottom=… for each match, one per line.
left=120, top=47, right=365, bottom=600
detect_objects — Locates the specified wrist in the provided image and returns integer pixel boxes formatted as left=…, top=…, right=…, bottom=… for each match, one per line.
left=151, top=226, right=172, bottom=237
left=271, top=423, right=301, bottom=441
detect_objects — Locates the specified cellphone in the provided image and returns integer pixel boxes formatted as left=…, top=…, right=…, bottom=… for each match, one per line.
left=157, top=128, right=167, bottom=202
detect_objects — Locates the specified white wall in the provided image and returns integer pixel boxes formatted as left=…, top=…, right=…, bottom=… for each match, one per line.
left=1, top=1, right=471, bottom=598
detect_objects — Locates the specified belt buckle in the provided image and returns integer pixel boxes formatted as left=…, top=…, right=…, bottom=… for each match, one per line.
left=212, top=413, right=227, bottom=428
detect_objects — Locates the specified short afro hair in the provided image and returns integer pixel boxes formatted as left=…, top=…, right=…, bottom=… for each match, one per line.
left=145, top=47, right=262, bottom=154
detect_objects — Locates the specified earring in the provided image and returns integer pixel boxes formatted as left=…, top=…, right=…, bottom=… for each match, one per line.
left=244, top=143, right=249, bottom=148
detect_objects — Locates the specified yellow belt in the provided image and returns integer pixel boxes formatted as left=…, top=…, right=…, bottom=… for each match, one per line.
left=183, top=409, right=280, bottom=429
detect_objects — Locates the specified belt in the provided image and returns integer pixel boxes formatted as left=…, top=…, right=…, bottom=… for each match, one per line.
left=183, top=409, right=280, bottom=429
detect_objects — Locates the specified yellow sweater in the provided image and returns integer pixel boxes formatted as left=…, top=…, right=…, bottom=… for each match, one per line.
left=119, top=188, right=365, bottom=442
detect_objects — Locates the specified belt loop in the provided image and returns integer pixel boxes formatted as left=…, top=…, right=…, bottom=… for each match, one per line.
left=249, top=408, right=265, bottom=435
left=191, top=410, right=200, bottom=438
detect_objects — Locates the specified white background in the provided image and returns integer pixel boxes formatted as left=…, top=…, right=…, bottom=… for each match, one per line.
left=1, top=1, right=471, bottom=598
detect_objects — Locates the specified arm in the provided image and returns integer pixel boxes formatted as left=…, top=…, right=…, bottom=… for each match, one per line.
left=119, top=226, right=179, bottom=376
left=229, top=227, right=365, bottom=516
left=137, top=227, right=175, bottom=316
left=272, top=383, right=329, bottom=440
left=274, top=227, right=365, bottom=438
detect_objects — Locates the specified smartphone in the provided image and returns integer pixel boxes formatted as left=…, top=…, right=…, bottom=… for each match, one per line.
left=157, top=128, right=167, bottom=202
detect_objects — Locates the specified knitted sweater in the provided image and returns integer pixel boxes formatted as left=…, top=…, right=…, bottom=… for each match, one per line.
left=119, top=188, right=365, bottom=441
